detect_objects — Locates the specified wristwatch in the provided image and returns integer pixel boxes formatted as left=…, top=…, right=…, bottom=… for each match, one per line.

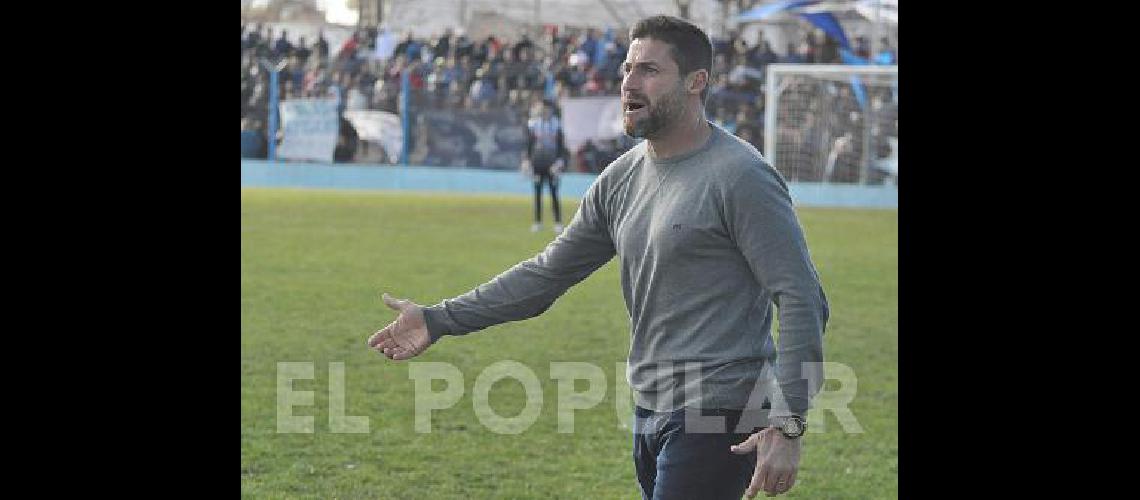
left=771, top=415, right=807, bottom=439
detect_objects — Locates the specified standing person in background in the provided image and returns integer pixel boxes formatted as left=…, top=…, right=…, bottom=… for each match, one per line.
left=522, top=99, right=568, bottom=234
left=294, top=36, right=312, bottom=67
left=274, top=30, right=293, bottom=61
left=434, top=29, right=454, bottom=60
left=315, top=30, right=329, bottom=61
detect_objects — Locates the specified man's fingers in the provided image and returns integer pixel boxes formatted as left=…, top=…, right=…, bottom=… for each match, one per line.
left=367, top=324, right=392, bottom=348
left=730, top=432, right=759, bottom=454
left=762, top=464, right=782, bottom=496
left=390, top=348, right=419, bottom=361
left=744, top=478, right=760, bottom=498
left=381, top=292, right=407, bottom=312
left=767, top=471, right=791, bottom=496
left=369, top=325, right=401, bottom=348
left=380, top=345, right=410, bottom=359
left=372, top=333, right=398, bottom=351
left=745, top=463, right=767, bottom=498
left=778, top=470, right=797, bottom=494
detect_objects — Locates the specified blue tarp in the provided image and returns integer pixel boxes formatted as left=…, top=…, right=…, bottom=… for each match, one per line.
left=734, top=1, right=851, bottom=50
left=796, top=12, right=851, bottom=49
left=735, top=0, right=821, bottom=23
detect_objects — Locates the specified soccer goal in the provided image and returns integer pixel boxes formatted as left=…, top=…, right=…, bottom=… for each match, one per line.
left=764, top=64, right=899, bottom=185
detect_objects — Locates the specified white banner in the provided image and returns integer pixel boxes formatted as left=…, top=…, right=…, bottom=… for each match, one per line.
left=343, top=110, right=403, bottom=163
left=278, top=98, right=339, bottom=163
left=373, top=30, right=398, bottom=62
left=559, top=96, right=625, bottom=153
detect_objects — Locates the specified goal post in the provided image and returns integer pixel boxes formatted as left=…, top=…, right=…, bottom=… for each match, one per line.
left=764, top=64, right=899, bottom=185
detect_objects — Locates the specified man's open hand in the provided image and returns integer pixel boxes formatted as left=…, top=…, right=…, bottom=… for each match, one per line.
left=730, top=427, right=802, bottom=497
left=366, top=293, right=432, bottom=361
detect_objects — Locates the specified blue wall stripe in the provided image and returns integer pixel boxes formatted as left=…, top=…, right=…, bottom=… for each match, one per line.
left=241, top=160, right=897, bottom=209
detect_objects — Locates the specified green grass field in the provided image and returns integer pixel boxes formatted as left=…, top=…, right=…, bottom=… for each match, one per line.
left=241, top=188, right=898, bottom=499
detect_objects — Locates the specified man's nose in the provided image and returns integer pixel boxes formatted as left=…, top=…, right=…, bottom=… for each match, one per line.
left=621, top=73, right=640, bottom=94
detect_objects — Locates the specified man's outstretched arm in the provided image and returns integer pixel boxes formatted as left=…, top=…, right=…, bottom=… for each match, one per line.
left=368, top=181, right=616, bottom=361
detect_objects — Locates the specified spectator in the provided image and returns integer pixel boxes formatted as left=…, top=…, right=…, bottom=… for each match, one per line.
left=303, top=62, right=326, bottom=97
left=315, top=30, right=330, bottom=61
left=455, top=54, right=476, bottom=89
left=731, top=33, right=749, bottom=67
left=433, top=29, right=453, bottom=60
left=244, top=24, right=261, bottom=53
left=295, top=36, right=312, bottom=67
left=714, top=106, right=738, bottom=134
left=601, top=37, right=626, bottom=85
left=565, top=53, right=590, bottom=95
left=427, top=56, right=456, bottom=106
left=512, top=34, right=534, bottom=62
left=584, top=66, right=606, bottom=95
left=365, top=26, right=378, bottom=52
left=284, top=55, right=306, bottom=94
left=578, top=28, right=599, bottom=66
left=575, top=139, right=599, bottom=173
left=256, top=27, right=273, bottom=59
left=520, top=48, right=544, bottom=92
left=747, top=38, right=779, bottom=78
left=274, top=30, right=293, bottom=60
left=334, top=116, right=359, bottom=162
left=784, top=41, right=811, bottom=63
left=503, top=48, right=527, bottom=96
left=854, top=36, right=870, bottom=60
left=713, top=29, right=738, bottom=66
left=447, top=79, right=467, bottom=109
left=471, top=36, right=491, bottom=68
left=817, top=29, right=840, bottom=63
left=241, top=117, right=266, bottom=159
left=469, top=64, right=498, bottom=109
left=372, top=75, right=398, bottom=112
left=736, top=122, right=761, bottom=152
left=454, top=33, right=473, bottom=61
left=398, top=32, right=424, bottom=62
left=338, top=32, right=360, bottom=61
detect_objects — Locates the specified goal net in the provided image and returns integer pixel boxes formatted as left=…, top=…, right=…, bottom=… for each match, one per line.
left=764, top=64, right=898, bottom=185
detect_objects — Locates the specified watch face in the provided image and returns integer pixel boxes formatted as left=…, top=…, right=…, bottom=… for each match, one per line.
left=783, top=417, right=803, bottom=437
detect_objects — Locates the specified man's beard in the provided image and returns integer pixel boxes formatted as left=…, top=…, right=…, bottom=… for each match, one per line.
left=624, top=83, right=686, bottom=140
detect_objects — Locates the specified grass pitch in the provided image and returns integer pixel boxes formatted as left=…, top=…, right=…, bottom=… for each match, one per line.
left=241, top=188, right=898, bottom=499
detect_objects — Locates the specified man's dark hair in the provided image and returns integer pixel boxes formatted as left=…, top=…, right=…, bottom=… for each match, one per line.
left=629, top=15, right=713, bottom=104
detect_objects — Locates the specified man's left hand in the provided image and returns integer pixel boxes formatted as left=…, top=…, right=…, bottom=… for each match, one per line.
left=730, top=427, right=802, bottom=497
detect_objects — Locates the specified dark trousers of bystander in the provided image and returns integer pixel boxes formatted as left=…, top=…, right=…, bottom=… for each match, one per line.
left=533, top=170, right=561, bottom=224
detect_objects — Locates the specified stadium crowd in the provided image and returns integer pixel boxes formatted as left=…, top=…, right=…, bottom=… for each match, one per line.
left=241, top=21, right=897, bottom=180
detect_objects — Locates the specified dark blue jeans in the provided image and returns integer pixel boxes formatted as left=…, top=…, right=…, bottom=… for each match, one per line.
left=633, top=406, right=765, bottom=500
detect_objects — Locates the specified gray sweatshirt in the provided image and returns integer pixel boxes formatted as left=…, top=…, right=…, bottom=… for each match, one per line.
left=423, top=123, right=829, bottom=417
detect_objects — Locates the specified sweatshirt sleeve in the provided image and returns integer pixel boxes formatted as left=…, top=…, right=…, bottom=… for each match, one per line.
left=422, top=179, right=616, bottom=341
left=723, top=161, right=830, bottom=417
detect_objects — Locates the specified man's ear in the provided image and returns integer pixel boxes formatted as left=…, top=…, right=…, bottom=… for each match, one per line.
left=686, top=69, right=709, bottom=96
